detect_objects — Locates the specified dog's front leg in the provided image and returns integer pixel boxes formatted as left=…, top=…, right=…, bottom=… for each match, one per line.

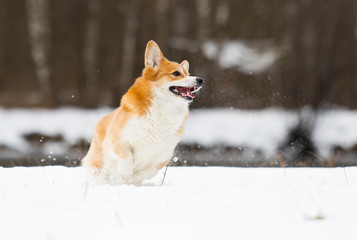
left=127, top=156, right=173, bottom=184
left=103, top=143, right=134, bottom=184
left=127, top=165, right=161, bottom=184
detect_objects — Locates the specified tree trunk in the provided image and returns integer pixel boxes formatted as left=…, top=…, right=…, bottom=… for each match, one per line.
left=82, top=0, right=100, bottom=106
left=26, top=0, right=53, bottom=106
left=113, top=0, right=139, bottom=106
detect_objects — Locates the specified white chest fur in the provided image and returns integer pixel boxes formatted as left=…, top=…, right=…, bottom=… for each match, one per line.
left=122, top=87, right=188, bottom=177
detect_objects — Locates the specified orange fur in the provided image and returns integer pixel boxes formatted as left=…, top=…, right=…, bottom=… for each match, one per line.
left=156, top=157, right=171, bottom=170
left=121, top=78, right=152, bottom=117
left=176, top=113, right=189, bottom=137
left=84, top=113, right=114, bottom=169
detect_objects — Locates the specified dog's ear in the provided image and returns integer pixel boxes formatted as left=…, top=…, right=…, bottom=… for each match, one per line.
left=145, top=40, right=163, bottom=69
left=181, top=60, right=189, bottom=73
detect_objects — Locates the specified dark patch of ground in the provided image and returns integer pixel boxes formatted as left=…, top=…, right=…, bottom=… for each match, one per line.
left=0, top=139, right=356, bottom=168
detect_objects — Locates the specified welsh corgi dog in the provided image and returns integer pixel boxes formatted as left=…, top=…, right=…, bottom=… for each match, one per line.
left=82, top=40, right=204, bottom=184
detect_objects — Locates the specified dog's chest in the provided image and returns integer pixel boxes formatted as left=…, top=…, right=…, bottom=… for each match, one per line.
left=124, top=97, right=188, bottom=165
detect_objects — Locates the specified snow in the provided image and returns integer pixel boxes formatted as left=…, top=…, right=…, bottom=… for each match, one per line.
left=0, top=108, right=111, bottom=151
left=314, top=110, right=357, bottom=155
left=183, top=108, right=297, bottom=154
left=202, top=40, right=279, bottom=74
left=185, top=108, right=357, bottom=156
left=1, top=166, right=356, bottom=240
left=1, top=108, right=357, bottom=156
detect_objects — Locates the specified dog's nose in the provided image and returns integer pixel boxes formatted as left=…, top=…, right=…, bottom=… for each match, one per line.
left=196, top=78, right=204, bottom=85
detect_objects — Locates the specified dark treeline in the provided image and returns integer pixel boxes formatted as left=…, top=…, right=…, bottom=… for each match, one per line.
left=0, top=0, right=356, bottom=109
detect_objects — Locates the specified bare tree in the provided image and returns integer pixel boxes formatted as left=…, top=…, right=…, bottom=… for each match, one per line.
left=195, top=0, right=211, bottom=42
left=113, top=0, right=139, bottom=105
left=82, top=0, right=101, bottom=105
left=215, top=0, right=230, bottom=27
left=155, top=0, right=169, bottom=47
left=355, top=1, right=357, bottom=90
left=26, top=0, right=52, bottom=105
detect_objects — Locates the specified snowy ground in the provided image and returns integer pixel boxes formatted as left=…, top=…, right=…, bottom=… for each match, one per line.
left=1, top=166, right=356, bottom=240
left=1, top=107, right=357, bottom=157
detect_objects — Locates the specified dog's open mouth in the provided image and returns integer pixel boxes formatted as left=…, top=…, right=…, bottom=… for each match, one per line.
left=169, top=86, right=200, bottom=100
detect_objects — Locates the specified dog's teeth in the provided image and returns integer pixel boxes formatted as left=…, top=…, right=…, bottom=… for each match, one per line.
left=191, top=87, right=199, bottom=93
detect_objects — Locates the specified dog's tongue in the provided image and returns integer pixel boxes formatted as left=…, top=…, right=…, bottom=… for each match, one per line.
left=177, top=87, right=195, bottom=98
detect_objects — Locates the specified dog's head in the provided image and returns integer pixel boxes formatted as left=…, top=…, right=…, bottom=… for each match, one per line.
left=142, top=40, right=204, bottom=102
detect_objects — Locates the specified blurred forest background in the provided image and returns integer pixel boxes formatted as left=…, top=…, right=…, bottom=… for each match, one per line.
left=1, top=0, right=357, bottom=109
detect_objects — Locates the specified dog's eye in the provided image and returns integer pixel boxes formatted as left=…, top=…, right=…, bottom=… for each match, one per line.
left=172, top=71, right=181, bottom=77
